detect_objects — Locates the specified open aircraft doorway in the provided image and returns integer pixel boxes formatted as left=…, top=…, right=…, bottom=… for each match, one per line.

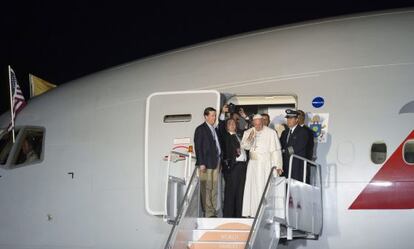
left=224, top=94, right=297, bottom=137
left=145, top=91, right=298, bottom=218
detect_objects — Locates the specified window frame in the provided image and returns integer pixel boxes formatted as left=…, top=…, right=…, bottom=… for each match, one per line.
left=0, top=126, right=45, bottom=169
left=226, top=94, right=297, bottom=106
left=163, top=114, right=192, bottom=123
left=370, top=141, right=387, bottom=165
left=402, top=139, right=414, bottom=165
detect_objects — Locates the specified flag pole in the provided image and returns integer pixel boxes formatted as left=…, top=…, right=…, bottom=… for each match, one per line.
left=29, top=74, right=34, bottom=98
left=7, top=65, right=16, bottom=143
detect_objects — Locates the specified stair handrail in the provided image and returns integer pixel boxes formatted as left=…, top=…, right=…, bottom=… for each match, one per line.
left=164, top=166, right=199, bottom=249
left=165, top=150, right=196, bottom=185
left=164, top=150, right=196, bottom=220
left=245, top=166, right=284, bottom=249
left=285, top=154, right=322, bottom=230
left=245, top=154, right=323, bottom=248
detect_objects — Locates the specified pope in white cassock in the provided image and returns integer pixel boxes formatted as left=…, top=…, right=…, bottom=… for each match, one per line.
left=241, top=114, right=283, bottom=217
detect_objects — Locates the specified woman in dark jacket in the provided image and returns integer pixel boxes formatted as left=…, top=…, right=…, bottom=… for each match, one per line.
left=222, top=118, right=248, bottom=218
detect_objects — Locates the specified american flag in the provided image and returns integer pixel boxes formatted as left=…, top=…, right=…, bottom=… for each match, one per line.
left=7, top=67, right=26, bottom=131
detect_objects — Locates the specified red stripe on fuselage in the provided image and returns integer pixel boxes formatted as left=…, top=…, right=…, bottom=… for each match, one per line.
left=349, top=130, right=414, bottom=209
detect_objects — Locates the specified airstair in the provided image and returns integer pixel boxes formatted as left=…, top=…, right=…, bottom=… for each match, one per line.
left=163, top=151, right=323, bottom=249
left=186, top=218, right=253, bottom=249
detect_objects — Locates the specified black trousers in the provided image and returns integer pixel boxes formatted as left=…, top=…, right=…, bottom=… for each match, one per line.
left=223, top=161, right=247, bottom=218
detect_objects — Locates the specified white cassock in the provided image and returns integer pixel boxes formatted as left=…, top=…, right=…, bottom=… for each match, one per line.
left=241, top=126, right=283, bottom=217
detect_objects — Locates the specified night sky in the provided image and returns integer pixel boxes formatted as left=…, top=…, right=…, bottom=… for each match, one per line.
left=1, top=1, right=414, bottom=115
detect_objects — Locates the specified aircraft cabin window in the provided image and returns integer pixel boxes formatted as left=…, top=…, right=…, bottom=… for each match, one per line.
left=163, top=114, right=192, bottom=123
left=371, top=142, right=387, bottom=164
left=10, top=127, right=45, bottom=168
left=403, top=140, right=414, bottom=165
left=0, top=129, right=20, bottom=166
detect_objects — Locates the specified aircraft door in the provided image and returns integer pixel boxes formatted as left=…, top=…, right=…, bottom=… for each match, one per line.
left=145, top=90, right=220, bottom=216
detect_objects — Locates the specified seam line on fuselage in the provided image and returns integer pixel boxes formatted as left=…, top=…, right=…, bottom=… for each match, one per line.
left=197, top=61, right=414, bottom=90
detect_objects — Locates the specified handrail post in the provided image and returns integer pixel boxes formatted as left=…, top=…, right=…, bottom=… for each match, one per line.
left=303, top=160, right=307, bottom=184
left=164, top=153, right=172, bottom=217
left=183, top=156, right=188, bottom=182
left=285, top=155, right=295, bottom=227
left=187, top=152, right=192, bottom=183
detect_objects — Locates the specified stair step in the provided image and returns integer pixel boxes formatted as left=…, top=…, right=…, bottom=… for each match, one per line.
left=188, top=241, right=246, bottom=249
left=193, top=229, right=250, bottom=242
left=196, top=218, right=253, bottom=230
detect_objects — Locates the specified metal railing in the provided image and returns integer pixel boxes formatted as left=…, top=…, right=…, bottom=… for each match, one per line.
left=164, top=166, right=200, bottom=249
left=245, top=167, right=285, bottom=249
left=165, top=150, right=196, bottom=186
left=245, top=154, right=322, bottom=248
left=164, top=150, right=196, bottom=222
left=285, top=154, right=322, bottom=234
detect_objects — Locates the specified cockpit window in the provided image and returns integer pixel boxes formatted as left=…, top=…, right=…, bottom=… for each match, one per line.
left=11, top=128, right=44, bottom=168
left=0, top=129, right=20, bottom=165
left=403, top=140, right=414, bottom=165
left=0, top=127, right=44, bottom=169
left=371, top=142, right=387, bottom=164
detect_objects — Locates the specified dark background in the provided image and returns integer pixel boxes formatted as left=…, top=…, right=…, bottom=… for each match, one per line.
left=1, top=1, right=414, bottom=114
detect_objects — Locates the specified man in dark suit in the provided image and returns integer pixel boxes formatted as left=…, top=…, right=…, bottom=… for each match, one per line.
left=297, top=110, right=315, bottom=161
left=222, top=118, right=247, bottom=218
left=297, top=110, right=315, bottom=184
left=194, top=107, right=221, bottom=217
left=280, top=109, right=309, bottom=182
